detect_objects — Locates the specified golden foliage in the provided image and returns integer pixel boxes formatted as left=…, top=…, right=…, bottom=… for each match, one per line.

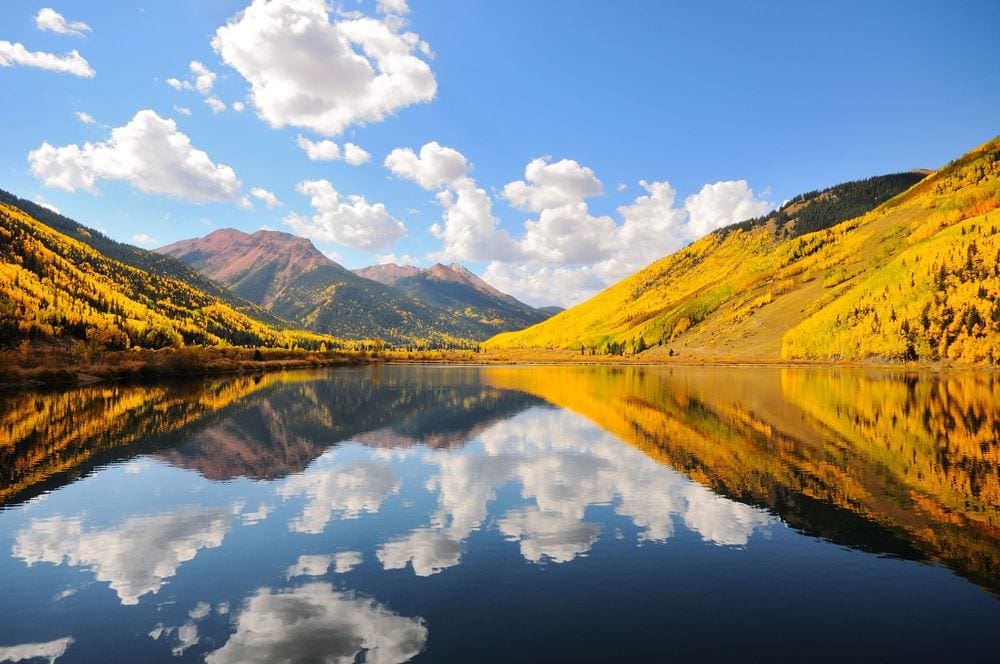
left=0, top=203, right=342, bottom=351
left=488, top=136, right=1000, bottom=366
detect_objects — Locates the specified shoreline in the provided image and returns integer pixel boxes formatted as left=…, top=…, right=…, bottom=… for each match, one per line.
left=3, top=345, right=995, bottom=392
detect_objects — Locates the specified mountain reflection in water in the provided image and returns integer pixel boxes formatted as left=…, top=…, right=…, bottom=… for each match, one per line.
left=1, top=365, right=998, bottom=662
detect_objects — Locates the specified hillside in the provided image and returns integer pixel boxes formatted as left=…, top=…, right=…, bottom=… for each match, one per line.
left=160, top=229, right=548, bottom=344
left=0, top=201, right=338, bottom=351
left=488, top=138, right=1000, bottom=365
left=356, top=262, right=549, bottom=331
left=0, top=190, right=286, bottom=328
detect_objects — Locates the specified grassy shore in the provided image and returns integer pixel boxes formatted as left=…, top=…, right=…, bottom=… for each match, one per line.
left=0, top=344, right=372, bottom=390
left=2, top=343, right=985, bottom=391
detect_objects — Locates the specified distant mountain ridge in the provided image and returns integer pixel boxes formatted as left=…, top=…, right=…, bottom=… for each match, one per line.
left=356, top=262, right=547, bottom=331
left=159, top=229, right=552, bottom=344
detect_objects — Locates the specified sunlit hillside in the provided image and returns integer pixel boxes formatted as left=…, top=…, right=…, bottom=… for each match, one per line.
left=487, top=137, right=1000, bottom=365
left=0, top=201, right=341, bottom=351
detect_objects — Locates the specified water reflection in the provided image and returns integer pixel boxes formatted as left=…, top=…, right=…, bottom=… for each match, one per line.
left=205, top=584, right=427, bottom=664
left=1, top=365, right=1000, bottom=661
left=13, top=505, right=235, bottom=605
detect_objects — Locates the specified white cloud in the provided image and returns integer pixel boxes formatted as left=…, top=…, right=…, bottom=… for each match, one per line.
left=28, top=109, right=242, bottom=203
left=431, top=178, right=518, bottom=262
left=33, top=195, right=60, bottom=214
left=204, top=96, right=226, bottom=114
left=12, top=507, right=233, bottom=605
left=211, top=0, right=435, bottom=136
left=250, top=187, right=282, bottom=209
left=0, top=40, right=95, bottom=77
left=277, top=455, right=401, bottom=533
left=0, top=637, right=74, bottom=664
left=684, top=179, right=772, bottom=238
left=297, top=136, right=370, bottom=165
left=378, top=0, right=410, bottom=15
left=189, top=60, right=216, bottom=94
left=173, top=105, right=192, bottom=116
left=502, top=157, right=603, bottom=212
left=343, top=142, right=371, bottom=165
left=232, top=101, right=246, bottom=112
left=131, top=233, right=157, bottom=246
left=296, top=136, right=340, bottom=161
left=284, top=179, right=405, bottom=251
left=36, top=8, right=91, bottom=38
left=385, top=141, right=468, bottom=190
left=166, top=77, right=191, bottom=91
left=75, top=111, right=95, bottom=124
left=205, top=583, right=427, bottom=664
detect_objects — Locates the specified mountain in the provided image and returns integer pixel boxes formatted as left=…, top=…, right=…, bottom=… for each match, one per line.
left=159, top=229, right=551, bottom=344
left=0, top=200, right=337, bottom=350
left=487, top=139, right=1000, bottom=366
left=0, top=190, right=286, bottom=328
left=355, top=262, right=549, bottom=331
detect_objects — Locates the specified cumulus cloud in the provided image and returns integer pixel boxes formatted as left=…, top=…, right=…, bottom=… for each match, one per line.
left=296, top=136, right=370, bottom=165
left=502, top=157, right=603, bottom=212
left=278, top=455, right=401, bottom=533
left=33, top=195, right=60, bottom=214
left=0, top=637, right=74, bottom=664
left=189, top=60, right=216, bottom=94
left=74, top=111, right=95, bottom=124
left=173, top=104, right=192, bottom=116
left=28, top=109, right=242, bottom=203
left=212, top=0, right=435, bottom=136
left=131, top=233, right=157, bottom=246
left=0, top=41, right=95, bottom=77
left=284, top=179, right=405, bottom=250
left=297, top=136, right=341, bottom=161
left=385, top=142, right=468, bottom=190
left=430, top=177, right=518, bottom=261
left=36, top=8, right=91, bottom=38
left=396, top=143, right=772, bottom=306
left=378, top=0, right=410, bottom=15
left=12, top=507, right=233, bottom=605
left=204, top=96, right=226, bottom=114
left=205, top=583, right=427, bottom=664
left=232, top=101, right=246, bottom=112
left=250, top=187, right=281, bottom=209
left=343, top=142, right=371, bottom=165
left=385, top=142, right=515, bottom=261
left=684, top=179, right=772, bottom=238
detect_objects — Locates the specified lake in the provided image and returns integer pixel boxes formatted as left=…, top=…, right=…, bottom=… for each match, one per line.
left=1, top=364, right=999, bottom=662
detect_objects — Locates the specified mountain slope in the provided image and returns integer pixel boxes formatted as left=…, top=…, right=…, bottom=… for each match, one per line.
left=160, top=230, right=548, bottom=344
left=355, top=262, right=549, bottom=331
left=0, top=201, right=337, bottom=350
left=0, top=190, right=286, bottom=328
left=483, top=144, right=1000, bottom=364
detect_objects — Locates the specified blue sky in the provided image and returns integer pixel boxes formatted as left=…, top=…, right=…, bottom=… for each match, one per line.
left=2, top=0, right=998, bottom=306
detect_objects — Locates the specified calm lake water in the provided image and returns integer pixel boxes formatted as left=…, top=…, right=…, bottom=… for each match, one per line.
left=1, top=365, right=999, bottom=662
